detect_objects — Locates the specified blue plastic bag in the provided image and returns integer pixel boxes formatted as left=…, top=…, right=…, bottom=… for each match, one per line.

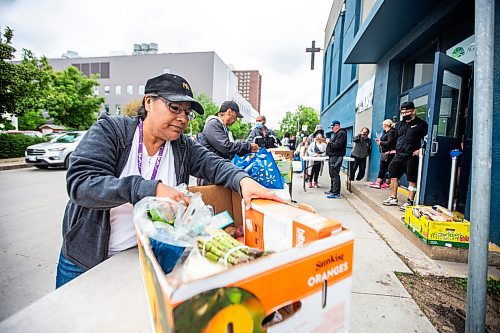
left=232, top=148, right=285, bottom=189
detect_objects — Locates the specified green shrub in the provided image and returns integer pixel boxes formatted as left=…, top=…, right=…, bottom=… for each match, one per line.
left=0, top=133, right=48, bottom=158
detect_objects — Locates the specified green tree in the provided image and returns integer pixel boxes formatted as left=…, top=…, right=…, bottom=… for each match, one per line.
left=186, top=94, right=219, bottom=135
left=15, top=52, right=54, bottom=129
left=47, top=66, right=104, bottom=130
left=0, top=26, right=17, bottom=129
left=229, top=120, right=252, bottom=140
left=123, top=98, right=142, bottom=117
left=278, top=105, right=319, bottom=138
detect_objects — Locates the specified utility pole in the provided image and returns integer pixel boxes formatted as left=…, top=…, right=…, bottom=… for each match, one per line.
left=465, top=0, right=494, bottom=331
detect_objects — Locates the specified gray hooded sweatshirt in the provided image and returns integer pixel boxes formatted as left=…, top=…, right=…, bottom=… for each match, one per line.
left=62, top=113, right=248, bottom=269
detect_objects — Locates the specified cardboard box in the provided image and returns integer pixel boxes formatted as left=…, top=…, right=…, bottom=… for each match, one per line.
left=269, top=148, right=294, bottom=161
left=404, top=206, right=470, bottom=248
left=244, top=199, right=343, bottom=251
left=189, top=185, right=243, bottom=228
left=136, top=186, right=353, bottom=333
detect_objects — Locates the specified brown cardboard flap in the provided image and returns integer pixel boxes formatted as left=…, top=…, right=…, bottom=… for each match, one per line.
left=188, top=185, right=243, bottom=227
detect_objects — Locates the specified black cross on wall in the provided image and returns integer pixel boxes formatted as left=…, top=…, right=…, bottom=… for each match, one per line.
left=306, top=40, right=321, bottom=70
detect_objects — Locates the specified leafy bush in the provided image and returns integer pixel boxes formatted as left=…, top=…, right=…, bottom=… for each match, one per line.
left=0, top=133, right=48, bottom=158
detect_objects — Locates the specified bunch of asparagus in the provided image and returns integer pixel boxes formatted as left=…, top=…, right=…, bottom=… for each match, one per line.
left=196, top=227, right=267, bottom=266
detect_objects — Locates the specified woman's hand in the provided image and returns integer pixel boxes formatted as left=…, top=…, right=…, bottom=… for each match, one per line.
left=239, top=177, right=285, bottom=210
left=155, top=183, right=191, bottom=205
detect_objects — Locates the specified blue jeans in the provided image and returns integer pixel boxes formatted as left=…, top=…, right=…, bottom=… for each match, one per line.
left=55, top=252, right=86, bottom=289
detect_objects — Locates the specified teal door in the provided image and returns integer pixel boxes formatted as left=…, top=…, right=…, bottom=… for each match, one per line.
left=420, top=52, right=471, bottom=206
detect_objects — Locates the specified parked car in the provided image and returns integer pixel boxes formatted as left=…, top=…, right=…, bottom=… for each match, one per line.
left=25, top=131, right=87, bottom=169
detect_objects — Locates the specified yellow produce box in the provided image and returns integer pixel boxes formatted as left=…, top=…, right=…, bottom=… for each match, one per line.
left=404, top=206, right=470, bottom=248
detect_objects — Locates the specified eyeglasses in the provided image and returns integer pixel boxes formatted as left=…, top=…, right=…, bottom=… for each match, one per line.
left=155, top=96, right=196, bottom=120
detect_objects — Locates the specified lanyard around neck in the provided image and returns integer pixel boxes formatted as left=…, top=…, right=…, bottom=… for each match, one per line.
left=138, top=119, right=165, bottom=180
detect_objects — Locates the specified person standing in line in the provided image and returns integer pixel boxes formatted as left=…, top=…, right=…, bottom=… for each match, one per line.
left=349, top=127, right=372, bottom=181
left=281, top=132, right=291, bottom=149
left=55, top=73, right=283, bottom=288
left=382, top=102, right=428, bottom=211
left=325, top=120, right=347, bottom=199
left=307, top=133, right=327, bottom=188
left=288, top=135, right=297, bottom=151
left=370, top=119, right=397, bottom=188
left=247, top=115, right=278, bottom=149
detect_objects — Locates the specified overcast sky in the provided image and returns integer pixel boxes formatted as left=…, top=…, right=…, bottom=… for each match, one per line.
left=1, top=0, right=331, bottom=128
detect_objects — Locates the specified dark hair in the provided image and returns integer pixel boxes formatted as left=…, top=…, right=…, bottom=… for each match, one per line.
left=137, top=95, right=160, bottom=120
left=361, top=127, right=370, bottom=134
left=284, top=132, right=290, bottom=138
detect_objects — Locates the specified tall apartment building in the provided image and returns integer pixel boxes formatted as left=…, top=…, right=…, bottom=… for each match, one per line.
left=47, top=51, right=257, bottom=121
left=233, top=70, right=262, bottom=114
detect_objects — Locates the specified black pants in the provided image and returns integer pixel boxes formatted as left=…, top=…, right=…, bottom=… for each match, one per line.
left=377, top=154, right=395, bottom=181
left=310, top=162, right=321, bottom=182
left=328, top=156, right=343, bottom=195
left=349, top=156, right=367, bottom=181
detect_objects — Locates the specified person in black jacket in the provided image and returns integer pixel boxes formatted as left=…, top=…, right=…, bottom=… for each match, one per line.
left=369, top=119, right=396, bottom=188
left=382, top=102, right=428, bottom=210
left=325, top=120, right=347, bottom=198
left=349, top=127, right=372, bottom=181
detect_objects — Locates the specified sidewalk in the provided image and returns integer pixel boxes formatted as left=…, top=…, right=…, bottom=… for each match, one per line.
left=291, top=172, right=436, bottom=332
left=0, top=157, right=32, bottom=171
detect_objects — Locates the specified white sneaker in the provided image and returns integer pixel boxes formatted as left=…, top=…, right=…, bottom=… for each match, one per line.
left=399, top=201, right=414, bottom=212
left=382, top=196, right=398, bottom=206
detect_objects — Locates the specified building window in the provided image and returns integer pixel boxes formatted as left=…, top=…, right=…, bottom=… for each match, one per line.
left=91, top=63, right=100, bottom=75
left=104, top=85, right=110, bottom=95
left=127, top=85, right=133, bottom=95
left=92, top=86, right=99, bottom=95
left=115, top=85, right=121, bottom=95
left=104, top=104, right=110, bottom=114
left=80, top=63, right=90, bottom=77
left=138, top=85, right=145, bottom=95
left=115, top=104, right=121, bottom=115
left=100, top=62, right=110, bottom=78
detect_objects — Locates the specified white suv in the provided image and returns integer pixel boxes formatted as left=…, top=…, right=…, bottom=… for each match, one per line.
left=25, top=131, right=87, bottom=169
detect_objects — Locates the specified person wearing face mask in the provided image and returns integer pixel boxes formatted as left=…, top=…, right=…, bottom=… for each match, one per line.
left=382, top=102, right=428, bottom=211
left=55, top=73, right=283, bottom=288
left=349, top=127, right=372, bottom=181
left=247, top=115, right=278, bottom=149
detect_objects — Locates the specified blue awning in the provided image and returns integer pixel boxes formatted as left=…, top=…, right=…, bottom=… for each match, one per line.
left=344, top=0, right=440, bottom=64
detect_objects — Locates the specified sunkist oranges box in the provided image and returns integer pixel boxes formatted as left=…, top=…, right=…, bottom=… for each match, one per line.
left=136, top=185, right=354, bottom=333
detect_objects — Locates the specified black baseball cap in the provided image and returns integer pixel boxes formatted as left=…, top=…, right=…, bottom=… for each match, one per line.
left=144, top=73, right=204, bottom=115
left=400, top=101, right=415, bottom=110
left=330, top=120, right=340, bottom=127
left=220, top=100, right=243, bottom=118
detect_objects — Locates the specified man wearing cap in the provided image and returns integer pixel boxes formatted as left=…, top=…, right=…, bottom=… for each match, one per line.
left=247, top=115, right=278, bottom=149
left=201, top=101, right=259, bottom=160
left=55, top=73, right=283, bottom=288
left=382, top=101, right=428, bottom=210
left=325, top=120, right=347, bottom=199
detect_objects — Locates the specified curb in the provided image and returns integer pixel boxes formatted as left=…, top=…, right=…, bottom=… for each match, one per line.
left=0, top=164, right=34, bottom=171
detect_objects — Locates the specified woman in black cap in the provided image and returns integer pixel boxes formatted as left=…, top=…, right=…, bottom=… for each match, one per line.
left=55, top=73, right=283, bottom=288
